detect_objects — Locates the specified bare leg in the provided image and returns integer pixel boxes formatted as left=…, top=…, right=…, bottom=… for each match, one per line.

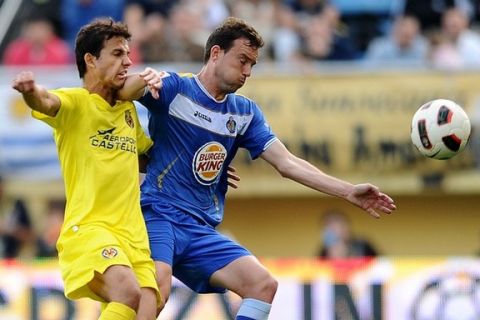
left=154, top=261, right=173, bottom=316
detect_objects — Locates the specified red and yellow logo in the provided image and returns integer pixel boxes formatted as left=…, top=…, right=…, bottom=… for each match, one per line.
left=192, top=142, right=227, bottom=185
left=101, top=247, right=118, bottom=259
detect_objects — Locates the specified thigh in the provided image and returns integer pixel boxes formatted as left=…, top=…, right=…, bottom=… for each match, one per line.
left=209, top=255, right=272, bottom=297
left=58, top=226, right=133, bottom=301
left=143, top=205, right=175, bottom=265
left=174, top=225, right=250, bottom=294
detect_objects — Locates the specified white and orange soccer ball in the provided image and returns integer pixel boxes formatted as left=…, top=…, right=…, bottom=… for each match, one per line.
left=411, top=99, right=471, bottom=160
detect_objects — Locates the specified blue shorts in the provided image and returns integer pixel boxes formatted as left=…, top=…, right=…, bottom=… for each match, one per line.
left=142, top=203, right=251, bottom=293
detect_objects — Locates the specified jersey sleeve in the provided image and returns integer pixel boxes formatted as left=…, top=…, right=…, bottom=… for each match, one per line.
left=239, top=102, right=277, bottom=160
left=31, top=88, right=76, bottom=129
left=137, top=71, right=179, bottom=113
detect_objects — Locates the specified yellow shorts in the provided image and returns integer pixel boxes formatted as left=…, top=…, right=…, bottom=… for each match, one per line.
left=57, top=225, right=160, bottom=306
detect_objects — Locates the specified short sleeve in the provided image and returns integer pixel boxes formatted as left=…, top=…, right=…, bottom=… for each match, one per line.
left=31, top=88, right=76, bottom=129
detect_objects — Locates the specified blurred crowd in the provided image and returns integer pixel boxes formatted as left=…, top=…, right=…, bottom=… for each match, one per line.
left=2, top=0, right=480, bottom=261
left=3, top=0, right=480, bottom=69
left=0, top=176, right=64, bottom=260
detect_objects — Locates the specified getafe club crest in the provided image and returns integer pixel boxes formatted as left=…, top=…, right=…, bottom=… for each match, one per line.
left=226, top=116, right=236, bottom=134
left=102, top=247, right=118, bottom=259
left=125, top=110, right=134, bottom=128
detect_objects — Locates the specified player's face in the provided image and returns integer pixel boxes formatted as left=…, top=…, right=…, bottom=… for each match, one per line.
left=215, top=38, right=258, bottom=94
left=92, top=36, right=132, bottom=89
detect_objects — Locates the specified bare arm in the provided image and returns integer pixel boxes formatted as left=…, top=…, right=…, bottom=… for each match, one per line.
left=12, top=71, right=60, bottom=117
left=118, top=67, right=164, bottom=101
left=261, top=140, right=396, bottom=218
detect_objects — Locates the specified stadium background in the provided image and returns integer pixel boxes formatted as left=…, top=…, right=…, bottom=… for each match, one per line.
left=1, top=0, right=480, bottom=319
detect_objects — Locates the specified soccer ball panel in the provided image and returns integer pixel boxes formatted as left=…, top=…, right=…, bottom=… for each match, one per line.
left=410, top=99, right=471, bottom=160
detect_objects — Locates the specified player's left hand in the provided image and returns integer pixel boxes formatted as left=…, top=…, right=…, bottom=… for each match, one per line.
left=139, top=67, right=164, bottom=99
left=347, top=183, right=396, bottom=219
left=227, top=166, right=240, bottom=189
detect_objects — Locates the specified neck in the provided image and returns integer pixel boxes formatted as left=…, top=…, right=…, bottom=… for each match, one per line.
left=197, top=66, right=225, bottom=101
left=83, top=76, right=116, bottom=106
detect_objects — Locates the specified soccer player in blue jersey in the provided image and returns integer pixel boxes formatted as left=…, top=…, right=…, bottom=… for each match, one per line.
left=121, top=17, right=396, bottom=320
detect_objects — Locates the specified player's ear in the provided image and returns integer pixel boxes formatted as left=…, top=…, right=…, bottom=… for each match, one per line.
left=210, top=45, right=222, bottom=62
left=84, top=53, right=96, bottom=69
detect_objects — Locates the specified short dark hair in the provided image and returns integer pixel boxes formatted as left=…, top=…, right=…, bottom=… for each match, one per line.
left=75, top=18, right=131, bottom=78
left=204, top=17, right=264, bottom=63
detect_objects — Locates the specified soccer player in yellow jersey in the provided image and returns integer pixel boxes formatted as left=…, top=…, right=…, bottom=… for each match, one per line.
left=12, top=19, right=163, bottom=320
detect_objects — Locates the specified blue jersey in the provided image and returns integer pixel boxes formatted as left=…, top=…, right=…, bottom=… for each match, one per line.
left=138, top=72, right=277, bottom=227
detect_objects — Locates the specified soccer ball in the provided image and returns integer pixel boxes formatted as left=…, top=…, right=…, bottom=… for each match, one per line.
left=411, top=99, right=471, bottom=160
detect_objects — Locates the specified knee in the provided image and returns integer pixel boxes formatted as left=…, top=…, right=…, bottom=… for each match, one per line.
left=114, top=283, right=142, bottom=310
left=261, top=276, right=278, bottom=302
left=248, top=274, right=278, bottom=303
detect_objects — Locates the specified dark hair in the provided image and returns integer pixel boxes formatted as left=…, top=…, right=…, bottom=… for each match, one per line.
left=75, top=18, right=131, bottom=78
left=204, top=17, right=264, bottom=63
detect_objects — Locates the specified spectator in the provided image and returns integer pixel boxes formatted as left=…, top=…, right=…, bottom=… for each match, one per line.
left=185, top=0, right=230, bottom=31
left=126, top=0, right=226, bottom=63
left=2, top=15, right=71, bottom=66
left=286, top=0, right=325, bottom=19
left=442, top=7, right=480, bottom=66
left=36, top=200, right=65, bottom=258
left=317, top=210, right=378, bottom=258
left=364, top=15, right=428, bottom=66
left=300, top=7, right=357, bottom=62
left=228, top=0, right=277, bottom=58
left=270, top=3, right=304, bottom=64
left=0, top=198, right=36, bottom=259
left=60, top=0, right=125, bottom=49
left=124, top=3, right=162, bottom=63
left=125, top=0, right=177, bottom=18
left=427, top=30, right=463, bottom=69
left=403, top=0, right=456, bottom=32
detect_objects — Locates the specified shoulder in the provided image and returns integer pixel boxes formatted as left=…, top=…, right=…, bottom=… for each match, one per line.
left=158, top=71, right=189, bottom=89
left=177, top=72, right=195, bottom=79
left=230, top=93, right=256, bottom=105
left=230, top=93, right=262, bottom=113
left=50, top=87, right=87, bottom=97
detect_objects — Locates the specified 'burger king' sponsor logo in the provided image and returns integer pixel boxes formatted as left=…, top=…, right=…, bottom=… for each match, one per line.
left=193, top=142, right=227, bottom=185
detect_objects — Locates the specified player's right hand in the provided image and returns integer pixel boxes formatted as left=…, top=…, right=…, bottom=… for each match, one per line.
left=12, top=71, right=36, bottom=94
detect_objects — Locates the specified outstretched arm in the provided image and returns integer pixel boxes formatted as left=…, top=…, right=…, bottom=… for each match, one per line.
left=12, top=71, right=60, bottom=117
left=118, top=67, right=164, bottom=101
left=261, top=140, right=396, bottom=218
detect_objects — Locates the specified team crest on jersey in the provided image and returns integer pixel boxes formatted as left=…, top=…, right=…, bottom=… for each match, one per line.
left=193, top=142, right=227, bottom=185
left=226, top=116, right=236, bottom=134
left=101, top=247, right=118, bottom=259
left=125, top=110, right=134, bottom=128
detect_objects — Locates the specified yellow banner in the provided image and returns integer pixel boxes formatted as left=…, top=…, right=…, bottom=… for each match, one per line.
left=231, top=72, right=480, bottom=195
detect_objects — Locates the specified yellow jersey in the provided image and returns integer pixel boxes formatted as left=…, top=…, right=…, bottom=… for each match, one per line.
left=33, top=87, right=153, bottom=248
